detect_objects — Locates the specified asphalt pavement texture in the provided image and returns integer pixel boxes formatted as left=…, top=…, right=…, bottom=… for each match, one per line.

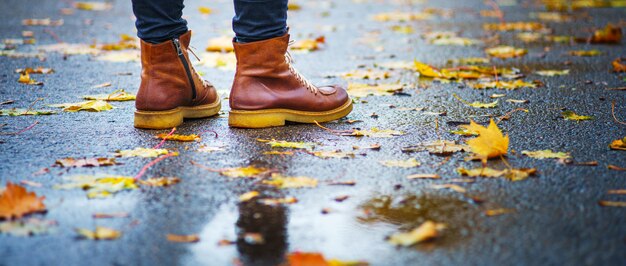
left=1, top=0, right=625, bottom=265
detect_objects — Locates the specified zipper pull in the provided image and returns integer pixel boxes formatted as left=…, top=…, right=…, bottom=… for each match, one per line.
left=173, top=38, right=183, bottom=56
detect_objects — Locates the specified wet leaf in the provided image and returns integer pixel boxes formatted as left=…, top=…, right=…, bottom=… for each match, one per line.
left=458, top=167, right=536, bottom=181
left=18, top=72, right=43, bottom=85
left=609, top=138, right=626, bottom=151
left=258, top=197, right=298, bottom=206
left=83, top=90, right=136, bottom=101
left=431, top=184, right=467, bottom=193
left=569, top=50, right=603, bottom=57
left=341, top=69, right=391, bottom=80
left=310, top=150, right=356, bottom=159
left=0, top=218, right=56, bottom=236
left=218, top=166, right=270, bottom=178
left=462, top=119, right=509, bottom=162
left=198, top=6, right=212, bottom=15
left=76, top=226, right=120, bottom=240
left=239, top=191, right=259, bottom=202
left=0, top=182, right=46, bottom=220
left=15, top=67, right=54, bottom=74
left=138, top=177, right=180, bottom=187
left=388, top=221, right=446, bottom=246
left=484, top=208, right=514, bottom=216
left=483, top=22, right=545, bottom=31
left=401, top=140, right=469, bottom=155
left=522, top=150, right=571, bottom=159
left=115, top=147, right=170, bottom=158
left=257, top=139, right=315, bottom=150
left=406, top=173, right=441, bottom=179
left=432, top=37, right=480, bottom=46
left=580, top=23, right=622, bottom=44
left=347, top=83, right=404, bottom=97
left=290, top=36, right=325, bottom=52
left=471, top=80, right=537, bottom=90
left=166, top=233, right=200, bottom=243
left=55, top=157, right=118, bottom=168
left=454, top=94, right=498, bottom=108
left=379, top=158, right=420, bottom=168
left=205, top=36, right=234, bottom=52
left=612, top=58, right=626, bottom=73
left=449, top=127, right=479, bottom=136
left=535, top=69, right=570, bottom=76
left=74, top=2, right=112, bottom=11
left=485, top=46, right=527, bottom=59
left=197, top=146, right=225, bottom=153
left=344, top=128, right=404, bottom=138
left=262, top=174, right=318, bottom=189
left=0, top=108, right=56, bottom=116
left=49, top=100, right=113, bottom=112
left=156, top=133, right=200, bottom=142
left=598, top=201, right=626, bottom=207
left=562, top=110, right=593, bottom=121
left=55, top=175, right=138, bottom=198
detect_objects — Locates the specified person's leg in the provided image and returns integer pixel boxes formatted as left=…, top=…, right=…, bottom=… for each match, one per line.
left=131, top=0, right=188, bottom=43
left=232, top=0, right=288, bottom=43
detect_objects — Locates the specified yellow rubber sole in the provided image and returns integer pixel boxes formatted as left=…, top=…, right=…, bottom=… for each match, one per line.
left=228, top=99, right=353, bottom=128
left=134, top=98, right=221, bottom=129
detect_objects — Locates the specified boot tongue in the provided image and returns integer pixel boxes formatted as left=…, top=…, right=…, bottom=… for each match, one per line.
left=178, top=31, right=192, bottom=47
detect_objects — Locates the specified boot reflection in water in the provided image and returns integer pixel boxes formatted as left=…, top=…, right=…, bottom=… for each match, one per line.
left=130, top=0, right=352, bottom=129
left=236, top=200, right=288, bottom=265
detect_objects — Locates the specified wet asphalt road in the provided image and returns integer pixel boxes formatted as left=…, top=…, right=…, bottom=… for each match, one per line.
left=1, top=0, right=626, bottom=265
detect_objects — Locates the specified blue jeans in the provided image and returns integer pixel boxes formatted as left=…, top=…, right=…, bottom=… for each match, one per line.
left=131, top=0, right=288, bottom=43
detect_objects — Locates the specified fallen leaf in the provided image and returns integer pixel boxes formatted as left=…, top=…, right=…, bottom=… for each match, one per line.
left=290, top=36, right=325, bottom=52
left=76, top=226, right=121, bottom=240
left=262, top=174, right=318, bottom=189
left=218, top=166, right=270, bottom=178
left=198, top=146, right=225, bottom=153
left=115, top=148, right=170, bottom=158
left=0, top=218, right=56, bottom=236
left=483, top=22, right=545, bottom=31
left=15, top=67, right=54, bottom=74
left=431, top=184, right=466, bottom=193
left=458, top=167, right=536, bottom=181
left=454, top=94, right=498, bottom=108
left=167, top=233, right=200, bottom=243
left=0, top=182, right=46, bottom=220
left=484, top=208, right=514, bottom=216
left=401, top=140, right=469, bottom=155
left=598, top=201, right=626, bottom=207
left=562, top=110, right=593, bottom=121
left=447, top=57, right=490, bottom=65
left=344, top=128, right=404, bottom=138
left=407, top=174, right=441, bottom=179
left=432, top=37, right=480, bottom=46
left=608, top=164, right=626, bottom=171
left=347, top=83, right=404, bottom=97
left=309, top=150, right=356, bottom=159
left=609, top=138, right=626, bottom=151
left=74, top=2, right=112, bottom=11
left=92, top=212, right=129, bottom=219
left=569, top=50, right=603, bottom=57
left=387, top=221, right=446, bottom=246
left=536, top=69, right=570, bottom=76
left=22, top=19, right=63, bottom=26
left=0, top=108, right=56, bottom=116
left=156, top=133, right=200, bottom=142
left=579, top=23, right=622, bottom=44
left=485, top=46, right=527, bottom=59
left=257, top=139, right=315, bottom=150
left=608, top=189, right=626, bottom=194
left=55, top=175, right=138, bottom=198
left=379, top=158, right=420, bottom=168
left=55, top=157, right=118, bottom=168
left=91, top=82, right=112, bottom=89
left=612, top=58, right=626, bottom=73
left=18, top=72, right=43, bottom=85
left=258, top=197, right=298, bottom=206
left=449, top=127, right=479, bottom=136
left=138, top=177, right=180, bottom=187
left=20, top=180, right=42, bottom=187
left=263, top=151, right=295, bottom=156
left=239, top=191, right=259, bottom=202
left=522, top=150, right=571, bottom=159
left=198, top=6, right=212, bottom=15
left=391, top=25, right=414, bottom=34
left=205, top=36, right=234, bottom=52
left=341, top=69, right=391, bottom=80
left=462, top=119, right=509, bottom=162
left=83, top=90, right=136, bottom=101
left=49, top=100, right=113, bottom=112
left=372, top=12, right=434, bottom=22
left=516, top=32, right=543, bottom=43
left=199, top=52, right=237, bottom=70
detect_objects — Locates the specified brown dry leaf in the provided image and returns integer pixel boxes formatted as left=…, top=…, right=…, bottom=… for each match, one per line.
left=612, top=58, right=626, bottom=73
left=608, top=189, right=626, bottom=194
left=205, top=36, right=234, bottom=52
left=262, top=174, right=318, bottom=189
left=484, top=208, right=515, bottom=216
left=401, top=140, right=469, bottom=155
left=483, top=22, right=545, bottom=31
left=76, top=226, right=121, bottom=240
left=347, top=83, right=404, bottom=97
left=598, top=201, right=626, bottom=207
left=138, top=177, right=180, bottom=187
left=55, top=157, right=118, bottom=168
left=407, top=174, right=441, bottom=179
left=0, top=182, right=46, bottom=220
left=608, top=164, right=626, bottom=171
left=462, top=119, right=509, bottom=163
left=485, top=46, right=527, bottom=59
left=155, top=133, right=200, bottom=142
left=166, top=234, right=200, bottom=243
left=609, top=138, right=626, bottom=151
left=388, top=221, right=446, bottom=246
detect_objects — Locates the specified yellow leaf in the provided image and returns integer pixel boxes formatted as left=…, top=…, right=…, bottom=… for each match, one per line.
left=341, top=69, right=391, bottom=80
left=379, top=158, right=420, bottom=168
left=516, top=32, right=543, bottom=43
left=569, top=50, right=603, bottom=57
left=483, top=22, right=545, bottom=31
left=205, top=36, right=234, bottom=52
left=138, top=177, right=180, bottom=187
left=457, top=167, right=536, bottom=181
left=535, top=69, right=570, bottom=76
left=239, top=191, right=259, bottom=202
left=522, top=150, right=571, bottom=159
left=609, top=138, right=626, bottom=151
left=290, top=36, right=325, bottom=52
left=262, top=174, right=318, bottom=189
left=258, top=197, right=298, bottom=206
left=76, top=227, right=121, bottom=240
left=74, top=2, right=112, bottom=11
left=218, top=166, right=269, bottom=178
left=447, top=57, right=490, bottom=65
left=166, top=234, right=200, bottom=243
left=257, top=139, right=315, bottom=150
left=562, top=111, right=593, bottom=121
left=431, top=184, right=467, bottom=193
left=401, top=140, right=469, bottom=155
left=432, top=37, right=480, bottom=46
left=462, top=119, right=509, bottom=162
left=347, top=83, right=404, bottom=97
left=83, top=90, right=136, bottom=101
left=485, top=46, right=527, bottom=59
left=471, top=80, right=536, bottom=90
left=310, top=150, right=356, bottom=159
left=49, top=100, right=113, bottom=112
left=198, top=6, right=212, bottom=15
left=155, top=133, right=200, bottom=142
left=454, top=94, right=498, bottom=108
left=55, top=157, right=118, bottom=168
left=345, top=127, right=404, bottom=138
left=55, top=175, right=138, bottom=198
left=388, top=221, right=446, bottom=246
left=17, top=72, right=43, bottom=85
left=372, top=12, right=434, bottom=22
left=115, top=148, right=170, bottom=158
left=0, top=108, right=56, bottom=116
left=484, top=208, right=515, bottom=216
left=413, top=61, right=443, bottom=78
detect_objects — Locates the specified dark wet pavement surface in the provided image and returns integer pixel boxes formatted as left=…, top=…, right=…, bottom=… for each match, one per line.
left=1, top=0, right=626, bottom=265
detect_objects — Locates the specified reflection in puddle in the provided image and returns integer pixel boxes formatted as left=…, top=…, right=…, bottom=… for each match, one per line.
left=236, top=200, right=288, bottom=266
left=357, top=194, right=479, bottom=247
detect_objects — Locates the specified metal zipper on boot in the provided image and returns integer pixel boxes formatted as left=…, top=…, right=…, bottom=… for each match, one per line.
left=173, top=38, right=197, bottom=99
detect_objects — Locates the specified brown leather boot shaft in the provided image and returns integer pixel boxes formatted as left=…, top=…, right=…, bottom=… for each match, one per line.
left=136, top=31, right=218, bottom=112
left=230, top=34, right=349, bottom=112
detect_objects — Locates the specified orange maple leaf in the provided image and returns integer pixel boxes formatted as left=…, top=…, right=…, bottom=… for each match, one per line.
left=0, top=182, right=46, bottom=220
left=462, top=119, right=509, bottom=163
left=287, top=252, right=329, bottom=266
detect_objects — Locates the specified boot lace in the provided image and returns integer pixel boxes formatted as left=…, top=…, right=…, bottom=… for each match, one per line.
left=285, top=41, right=319, bottom=95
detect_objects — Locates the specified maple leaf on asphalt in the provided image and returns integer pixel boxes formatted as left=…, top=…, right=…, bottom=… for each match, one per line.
left=461, top=119, right=509, bottom=162
left=0, top=182, right=46, bottom=220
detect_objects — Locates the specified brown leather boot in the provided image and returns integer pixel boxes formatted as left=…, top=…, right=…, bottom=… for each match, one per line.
left=228, top=34, right=352, bottom=128
left=134, top=31, right=221, bottom=129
